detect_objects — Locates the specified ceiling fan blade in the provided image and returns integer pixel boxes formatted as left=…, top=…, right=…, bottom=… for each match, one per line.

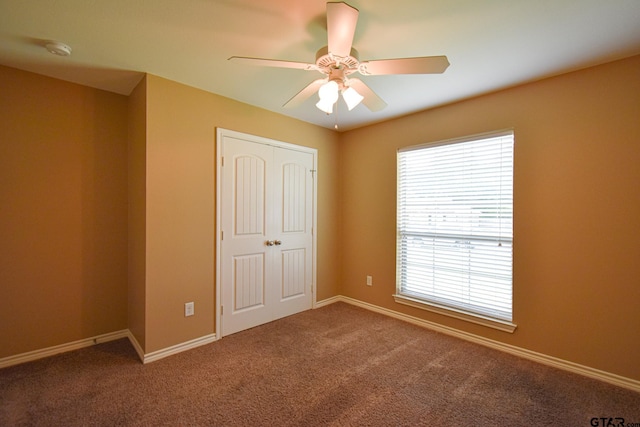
left=347, top=78, right=387, bottom=112
left=228, top=56, right=318, bottom=71
left=283, top=79, right=327, bottom=108
left=326, top=2, right=359, bottom=58
left=359, top=56, right=450, bottom=75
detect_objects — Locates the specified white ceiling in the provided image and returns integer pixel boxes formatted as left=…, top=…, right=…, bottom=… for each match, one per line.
left=1, top=0, right=639, bottom=131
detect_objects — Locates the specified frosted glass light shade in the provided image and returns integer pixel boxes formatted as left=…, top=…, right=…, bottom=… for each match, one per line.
left=316, top=99, right=335, bottom=114
left=316, top=80, right=339, bottom=113
left=342, top=86, right=364, bottom=110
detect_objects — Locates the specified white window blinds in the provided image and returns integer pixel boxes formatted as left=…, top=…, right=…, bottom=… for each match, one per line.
left=397, top=131, right=514, bottom=322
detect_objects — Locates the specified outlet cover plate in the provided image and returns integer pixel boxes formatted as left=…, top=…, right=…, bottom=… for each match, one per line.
left=185, top=302, right=194, bottom=317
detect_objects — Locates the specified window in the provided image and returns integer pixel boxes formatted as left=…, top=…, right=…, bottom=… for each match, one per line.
left=395, top=130, right=515, bottom=332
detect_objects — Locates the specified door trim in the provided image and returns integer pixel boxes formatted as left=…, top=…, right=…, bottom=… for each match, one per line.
left=215, top=128, right=318, bottom=339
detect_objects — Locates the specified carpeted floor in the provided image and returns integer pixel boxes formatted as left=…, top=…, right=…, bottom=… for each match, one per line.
left=1, top=302, right=639, bottom=426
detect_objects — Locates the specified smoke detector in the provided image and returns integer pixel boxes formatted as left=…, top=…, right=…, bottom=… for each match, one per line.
left=45, top=41, right=72, bottom=57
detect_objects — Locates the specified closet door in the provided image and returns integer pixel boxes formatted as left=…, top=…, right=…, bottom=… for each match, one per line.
left=219, top=132, right=314, bottom=336
left=270, top=146, right=314, bottom=321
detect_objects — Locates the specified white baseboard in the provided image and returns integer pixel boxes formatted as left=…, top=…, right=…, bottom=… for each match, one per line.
left=0, top=330, right=218, bottom=368
left=139, top=333, right=217, bottom=364
left=5, top=299, right=639, bottom=393
left=319, top=295, right=640, bottom=393
left=314, top=295, right=342, bottom=309
left=0, top=330, right=129, bottom=369
left=126, top=331, right=145, bottom=362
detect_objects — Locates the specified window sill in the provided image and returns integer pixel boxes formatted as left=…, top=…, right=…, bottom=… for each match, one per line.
left=393, top=294, right=517, bottom=333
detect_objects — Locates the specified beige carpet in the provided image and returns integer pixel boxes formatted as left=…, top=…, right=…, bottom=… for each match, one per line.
left=1, top=302, right=639, bottom=426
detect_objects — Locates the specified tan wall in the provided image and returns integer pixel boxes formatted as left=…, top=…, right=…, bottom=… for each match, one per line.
left=142, top=75, right=340, bottom=353
left=339, top=55, right=640, bottom=380
left=127, top=75, right=147, bottom=349
left=0, top=65, right=129, bottom=358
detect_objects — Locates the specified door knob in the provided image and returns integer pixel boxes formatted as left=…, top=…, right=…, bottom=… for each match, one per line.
left=274, top=240, right=282, bottom=246
left=266, top=240, right=275, bottom=246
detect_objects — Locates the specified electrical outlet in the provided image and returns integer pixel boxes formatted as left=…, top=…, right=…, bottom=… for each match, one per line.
left=366, top=275, right=373, bottom=286
left=185, top=302, right=194, bottom=317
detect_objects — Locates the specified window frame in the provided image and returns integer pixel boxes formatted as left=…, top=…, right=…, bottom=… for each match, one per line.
left=394, top=130, right=517, bottom=333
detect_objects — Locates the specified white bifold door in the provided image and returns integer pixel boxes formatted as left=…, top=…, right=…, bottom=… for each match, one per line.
left=217, top=129, right=316, bottom=337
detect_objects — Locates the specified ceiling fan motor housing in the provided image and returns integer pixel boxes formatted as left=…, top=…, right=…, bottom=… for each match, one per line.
left=315, top=46, right=360, bottom=72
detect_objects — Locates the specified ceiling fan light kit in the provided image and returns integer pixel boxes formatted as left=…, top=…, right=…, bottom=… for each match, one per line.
left=229, top=1, right=449, bottom=116
left=315, top=77, right=364, bottom=113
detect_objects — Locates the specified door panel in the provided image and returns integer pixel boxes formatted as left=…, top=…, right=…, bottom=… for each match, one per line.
left=271, top=147, right=314, bottom=320
left=282, top=162, right=306, bottom=232
left=234, top=155, right=265, bottom=236
left=233, top=254, right=264, bottom=311
left=221, top=137, right=272, bottom=335
left=282, top=249, right=306, bottom=299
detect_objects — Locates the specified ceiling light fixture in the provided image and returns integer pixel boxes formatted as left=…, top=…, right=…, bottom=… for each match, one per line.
left=342, top=86, right=364, bottom=111
left=315, top=79, right=363, bottom=114
left=316, top=80, right=339, bottom=114
left=45, top=41, right=72, bottom=57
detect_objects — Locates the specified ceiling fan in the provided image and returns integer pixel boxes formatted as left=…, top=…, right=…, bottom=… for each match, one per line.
left=228, top=1, right=449, bottom=115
